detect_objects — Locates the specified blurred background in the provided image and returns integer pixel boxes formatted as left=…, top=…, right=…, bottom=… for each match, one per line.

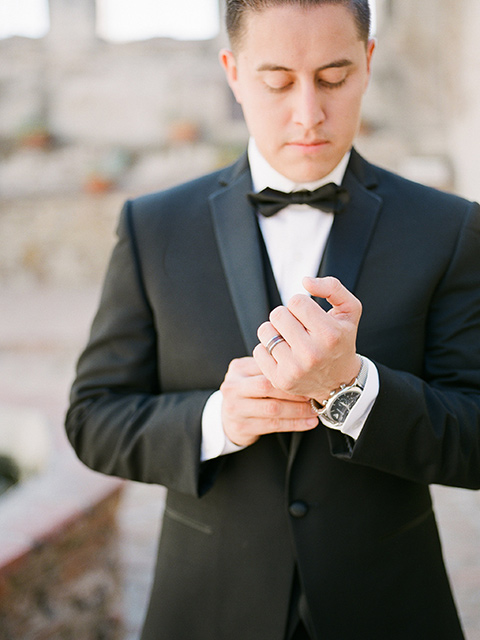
left=0, top=1, right=479, bottom=638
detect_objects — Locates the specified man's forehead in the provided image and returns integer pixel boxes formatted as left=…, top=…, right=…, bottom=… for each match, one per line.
left=238, top=4, right=362, bottom=56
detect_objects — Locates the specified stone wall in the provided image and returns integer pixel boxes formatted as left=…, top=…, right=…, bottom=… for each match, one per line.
left=446, top=0, right=480, bottom=202
left=0, top=3, right=244, bottom=286
left=1, top=0, right=479, bottom=286
left=0, top=192, right=122, bottom=286
left=364, top=0, right=480, bottom=201
left=0, top=449, right=124, bottom=640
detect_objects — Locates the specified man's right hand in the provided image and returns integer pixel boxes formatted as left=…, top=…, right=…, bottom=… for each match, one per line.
left=220, top=357, right=319, bottom=447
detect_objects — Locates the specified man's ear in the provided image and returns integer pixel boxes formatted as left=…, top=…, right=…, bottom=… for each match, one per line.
left=365, top=38, right=376, bottom=85
left=219, top=48, right=242, bottom=104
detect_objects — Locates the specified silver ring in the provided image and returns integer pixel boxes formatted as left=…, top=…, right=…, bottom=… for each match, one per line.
left=266, top=334, right=286, bottom=356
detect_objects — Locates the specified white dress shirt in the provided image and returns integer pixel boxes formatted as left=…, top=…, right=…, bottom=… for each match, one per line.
left=201, top=139, right=379, bottom=460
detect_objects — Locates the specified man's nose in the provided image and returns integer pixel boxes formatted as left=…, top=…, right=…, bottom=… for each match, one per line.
left=292, top=83, right=326, bottom=129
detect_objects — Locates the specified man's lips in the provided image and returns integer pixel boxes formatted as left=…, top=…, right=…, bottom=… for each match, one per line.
left=286, top=139, right=330, bottom=153
left=287, top=139, right=329, bottom=146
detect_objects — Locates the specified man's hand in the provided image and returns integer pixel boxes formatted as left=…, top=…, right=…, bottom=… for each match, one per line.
left=253, top=276, right=362, bottom=403
left=220, top=357, right=319, bottom=447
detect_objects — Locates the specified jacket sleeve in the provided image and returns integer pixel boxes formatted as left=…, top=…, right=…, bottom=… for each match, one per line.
left=328, top=201, right=480, bottom=489
left=65, top=203, right=222, bottom=497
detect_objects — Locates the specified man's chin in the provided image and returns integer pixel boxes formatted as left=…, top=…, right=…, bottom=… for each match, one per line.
left=275, top=155, right=339, bottom=184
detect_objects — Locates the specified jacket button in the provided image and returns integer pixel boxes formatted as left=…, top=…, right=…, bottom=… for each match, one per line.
left=289, top=500, right=309, bottom=518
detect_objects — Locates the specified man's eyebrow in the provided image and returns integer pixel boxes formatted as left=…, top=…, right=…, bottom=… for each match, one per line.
left=256, top=59, right=354, bottom=73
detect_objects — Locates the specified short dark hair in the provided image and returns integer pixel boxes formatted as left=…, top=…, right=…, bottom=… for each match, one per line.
left=225, top=0, right=371, bottom=51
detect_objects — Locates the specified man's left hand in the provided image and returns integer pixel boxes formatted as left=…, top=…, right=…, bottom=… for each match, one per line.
left=253, top=276, right=362, bottom=403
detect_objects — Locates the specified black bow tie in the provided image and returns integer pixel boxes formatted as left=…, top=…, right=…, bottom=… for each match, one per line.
left=248, top=182, right=349, bottom=217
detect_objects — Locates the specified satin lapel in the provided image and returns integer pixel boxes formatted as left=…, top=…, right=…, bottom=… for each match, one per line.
left=288, top=432, right=303, bottom=467
left=209, top=164, right=270, bottom=355
left=316, top=162, right=383, bottom=310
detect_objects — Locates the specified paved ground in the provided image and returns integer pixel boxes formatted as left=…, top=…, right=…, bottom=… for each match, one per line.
left=1, top=285, right=479, bottom=640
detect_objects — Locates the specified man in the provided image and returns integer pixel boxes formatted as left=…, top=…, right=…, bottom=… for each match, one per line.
left=65, top=1, right=480, bottom=638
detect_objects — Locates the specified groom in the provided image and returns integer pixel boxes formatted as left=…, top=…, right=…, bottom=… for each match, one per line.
left=66, top=1, right=480, bottom=638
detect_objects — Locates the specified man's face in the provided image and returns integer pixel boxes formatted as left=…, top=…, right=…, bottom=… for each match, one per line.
left=221, top=4, right=375, bottom=182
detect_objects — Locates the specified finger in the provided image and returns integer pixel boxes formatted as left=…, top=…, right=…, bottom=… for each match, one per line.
left=244, top=397, right=317, bottom=421
left=233, top=355, right=263, bottom=373
left=257, top=321, right=290, bottom=361
left=249, top=373, right=309, bottom=402
left=253, top=342, right=312, bottom=398
left=225, top=356, right=265, bottom=382
left=227, top=397, right=319, bottom=434
left=224, top=409, right=318, bottom=446
left=224, top=358, right=308, bottom=402
left=268, top=302, right=314, bottom=349
left=302, top=276, right=362, bottom=322
left=253, top=341, right=279, bottom=384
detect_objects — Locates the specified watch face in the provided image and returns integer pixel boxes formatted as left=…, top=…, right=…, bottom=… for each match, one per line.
left=329, top=389, right=362, bottom=423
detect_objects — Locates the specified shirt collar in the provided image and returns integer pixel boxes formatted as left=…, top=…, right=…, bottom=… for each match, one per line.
left=248, top=137, right=351, bottom=193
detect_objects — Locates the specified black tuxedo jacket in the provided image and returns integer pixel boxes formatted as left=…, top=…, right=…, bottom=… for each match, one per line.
left=66, top=150, right=480, bottom=640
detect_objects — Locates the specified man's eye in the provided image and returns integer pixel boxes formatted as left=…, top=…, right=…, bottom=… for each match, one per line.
left=265, top=82, right=293, bottom=92
left=262, top=72, right=293, bottom=92
left=318, top=77, right=347, bottom=89
left=317, top=68, right=349, bottom=89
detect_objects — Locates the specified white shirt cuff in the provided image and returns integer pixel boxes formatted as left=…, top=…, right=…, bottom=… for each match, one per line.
left=318, top=356, right=379, bottom=441
left=201, top=390, right=246, bottom=461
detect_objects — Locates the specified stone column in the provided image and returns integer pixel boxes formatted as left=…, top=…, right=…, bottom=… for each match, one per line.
left=362, top=0, right=469, bottom=190
left=46, top=0, right=98, bottom=53
left=447, top=0, right=480, bottom=201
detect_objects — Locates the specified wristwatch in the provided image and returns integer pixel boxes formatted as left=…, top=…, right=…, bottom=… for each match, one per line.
left=310, top=357, right=367, bottom=428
